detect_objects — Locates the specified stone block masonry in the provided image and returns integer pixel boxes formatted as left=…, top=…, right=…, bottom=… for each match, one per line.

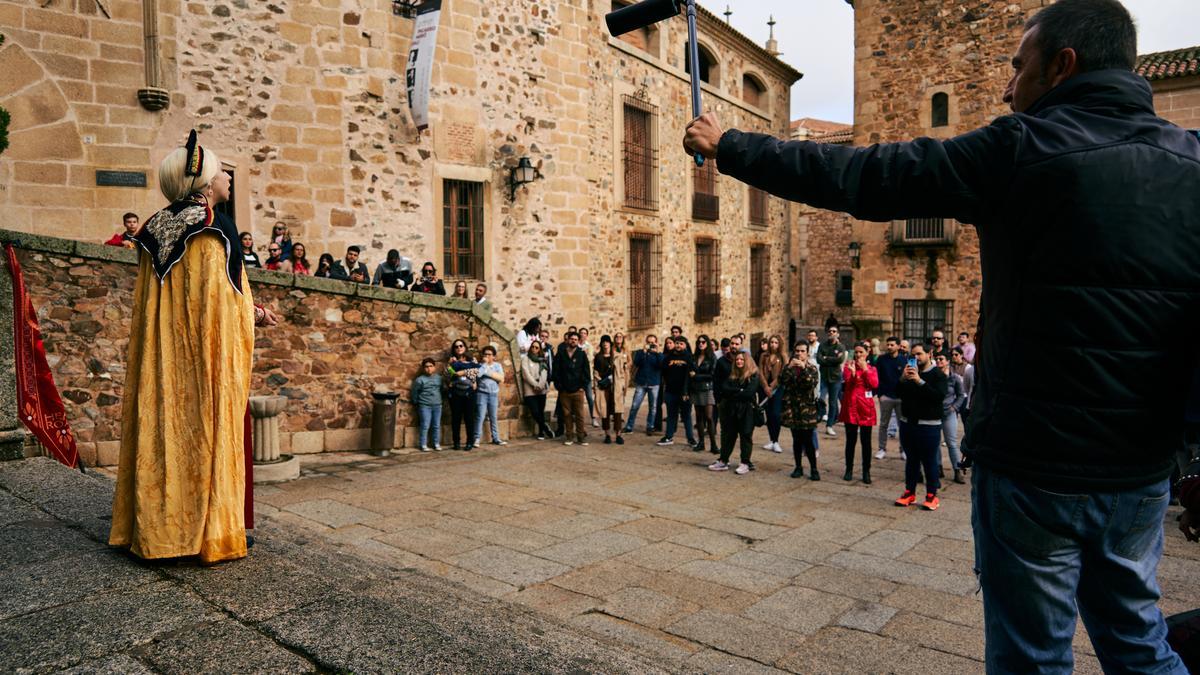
left=0, top=228, right=524, bottom=466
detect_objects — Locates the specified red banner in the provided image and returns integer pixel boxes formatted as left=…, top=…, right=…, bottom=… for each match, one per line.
left=5, top=244, right=78, bottom=469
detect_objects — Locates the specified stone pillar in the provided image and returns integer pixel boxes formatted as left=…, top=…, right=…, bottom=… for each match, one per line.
left=248, top=395, right=299, bottom=483
left=0, top=251, right=25, bottom=461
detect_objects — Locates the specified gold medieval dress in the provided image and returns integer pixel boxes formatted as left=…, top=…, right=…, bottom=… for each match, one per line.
left=109, top=197, right=254, bottom=564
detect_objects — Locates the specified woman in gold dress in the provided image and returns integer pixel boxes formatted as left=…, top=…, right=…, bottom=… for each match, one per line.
left=109, top=131, right=259, bottom=564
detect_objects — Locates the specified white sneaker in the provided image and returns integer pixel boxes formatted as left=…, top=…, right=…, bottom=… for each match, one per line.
left=762, top=441, right=775, bottom=450
left=708, top=461, right=729, bottom=471
left=874, top=449, right=886, bottom=460
left=418, top=446, right=429, bottom=452
left=592, top=419, right=600, bottom=428
left=495, top=439, right=508, bottom=446
left=826, top=427, right=837, bottom=437
left=735, top=463, right=751, bottom=475
left=563, top=440, right=574, bottom=446
left=433, top=444, right=442, bottom=451
left=579, top=441, right=589, bottom=446
left=771, top=442, right=783, bottom=453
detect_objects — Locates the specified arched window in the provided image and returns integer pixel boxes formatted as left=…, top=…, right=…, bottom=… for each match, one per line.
left=742, top=73, right=766, bottom=108
left=683, top=42, right=718, bottom=86
left=931, top=92, right=949, bottom=128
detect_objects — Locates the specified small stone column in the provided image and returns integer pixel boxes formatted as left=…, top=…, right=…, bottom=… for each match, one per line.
left=249, top=395, right=299, bottom=483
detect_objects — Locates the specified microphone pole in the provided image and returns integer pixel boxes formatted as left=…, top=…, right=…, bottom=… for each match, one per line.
left=684, top=0, right=705, bottom=167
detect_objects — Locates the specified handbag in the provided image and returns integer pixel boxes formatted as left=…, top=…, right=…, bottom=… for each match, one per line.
left=753, top=396, right=767, bottom=428
left=597, top=375, right=613, bottom=390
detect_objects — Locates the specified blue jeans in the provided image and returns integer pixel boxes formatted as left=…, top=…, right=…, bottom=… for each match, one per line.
left=765, top=386, right=783, bottom=442
left=899, top=421, right=941, bottom=494
left=624, top=384, right=659, bottom=432
left=820, top=380, right=842, bottom=427
left=417, top=404, right=442, bottom=448
left=971, top=465, right=1185, bottom=674
left=473, top=390, right=500, bottom=443
left=663, top=391, right=696, bottom=443
left=939, top=409, right=961, bottom=471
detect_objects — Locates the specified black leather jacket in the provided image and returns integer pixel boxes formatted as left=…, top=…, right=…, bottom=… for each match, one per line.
left=717, top=70, right=1200, bottom=490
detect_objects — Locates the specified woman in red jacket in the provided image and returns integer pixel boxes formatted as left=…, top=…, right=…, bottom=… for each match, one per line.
left=839, top=342, right=879, bottom=484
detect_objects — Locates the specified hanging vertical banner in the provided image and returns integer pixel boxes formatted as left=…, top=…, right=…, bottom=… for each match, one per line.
left=406, top=0, right=443, bottom=132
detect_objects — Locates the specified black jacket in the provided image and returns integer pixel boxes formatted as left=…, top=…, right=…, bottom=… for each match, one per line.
left=553, top=347, right=591, bottom=394
left=717, top=69, right=1200, bottom=490
left=690, top=355, right=716, bottom=393
left=896, top=366, right=948, bottom=423
left=661, top=350, right=693, bottom=396
left=713, top=356, right=734, bottom=401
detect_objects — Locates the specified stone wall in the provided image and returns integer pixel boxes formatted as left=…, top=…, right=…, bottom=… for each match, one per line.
left=0, top=228, right=521, bottom=467
left=1152, top=75, right=1200, bottom=129
left=0, top=0, right=801, bottom=344
left=800, top=0, right=1052, bottom=339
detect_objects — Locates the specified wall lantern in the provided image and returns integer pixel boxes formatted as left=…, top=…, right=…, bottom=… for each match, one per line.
left=391, top=0, right=422, bottom=18
left=509, top=156, right=538, bottom=200
left=848, top=241, right=861, bottom=269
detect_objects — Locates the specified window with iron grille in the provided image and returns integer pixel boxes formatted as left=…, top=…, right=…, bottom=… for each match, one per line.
left=748, top=186, right=768, bottom=227
left=622, top=96, right=658, bottom=210
left=892, top=217, right=954, bottom=246
left=893, top=299, right=954, bottom=344
left=694, top=238, right=720, bottom=322
left=442, top=179, right=484, bottom=279
left=629, top=234, right=661, bottom=328
left=749, top=244, right=769, bottom=317
left=692, top=160, right=719, bottom=221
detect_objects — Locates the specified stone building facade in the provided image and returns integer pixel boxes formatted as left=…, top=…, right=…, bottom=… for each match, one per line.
left=799, top=1, right=1198, bottom=345
left=0, top=0, right=800, bottom=342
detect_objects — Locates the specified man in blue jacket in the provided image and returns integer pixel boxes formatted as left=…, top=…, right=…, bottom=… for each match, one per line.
left=684, top=0, right=1197, bottom=671
left=873, top=337, right=906, bottom=461
left=623, top=334, right=665, bottom=435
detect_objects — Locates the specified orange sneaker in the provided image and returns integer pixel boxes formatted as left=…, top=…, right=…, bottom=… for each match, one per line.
left=894, top=490, right=917, bottom=507
left=922, top=493, right=940, bottom=511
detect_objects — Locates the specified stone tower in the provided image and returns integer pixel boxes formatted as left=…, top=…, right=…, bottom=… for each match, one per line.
left=802, top=0, right=1052, bottom=341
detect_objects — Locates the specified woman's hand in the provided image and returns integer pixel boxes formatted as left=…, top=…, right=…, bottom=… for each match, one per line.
left=1181, top=509, right=1200, bottom=542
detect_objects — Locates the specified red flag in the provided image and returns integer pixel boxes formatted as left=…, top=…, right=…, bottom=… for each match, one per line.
left=5, top=243, right=78, bottom=469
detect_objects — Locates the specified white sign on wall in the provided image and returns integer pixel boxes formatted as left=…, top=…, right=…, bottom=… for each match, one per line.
left=406, top=0, right=443, bottom=131
left=875, top=280, right=889, bottom=294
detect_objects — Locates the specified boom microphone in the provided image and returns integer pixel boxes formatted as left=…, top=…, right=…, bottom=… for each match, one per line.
left=605, top=0, right=680, bottom=37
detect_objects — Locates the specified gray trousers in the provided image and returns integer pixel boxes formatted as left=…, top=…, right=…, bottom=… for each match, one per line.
left=877, top=396, right=902, bottom=452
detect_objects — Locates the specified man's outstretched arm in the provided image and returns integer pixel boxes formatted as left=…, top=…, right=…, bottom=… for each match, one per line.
left=684, top=113, right=1021, bottom=225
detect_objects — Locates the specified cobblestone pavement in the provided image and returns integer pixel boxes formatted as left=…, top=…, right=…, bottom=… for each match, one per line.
left=255, top=425, right=1200, bottom=674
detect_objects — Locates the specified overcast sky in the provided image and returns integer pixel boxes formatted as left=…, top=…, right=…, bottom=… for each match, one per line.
left=697, top=0, right=1200, bottom=123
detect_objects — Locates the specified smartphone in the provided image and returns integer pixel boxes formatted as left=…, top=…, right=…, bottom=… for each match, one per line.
left=907, top=357, right=918, bottom=369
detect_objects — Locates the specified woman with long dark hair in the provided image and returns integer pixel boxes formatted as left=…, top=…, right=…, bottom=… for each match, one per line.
left=593, top=335, right=628, bottom=444
left=690, top=335, right=718, bottom=453
left=759, top=334, right=785, bottom=454
left=289, top=242, right=312, bottom=275
left=239, top=232, right=261, bottom=268
left=521, top=340, right=553, bottom=439
left=445, top=339, right=478, bottom=450
left=517, top=317, right=542, bottom=355
left=709, top=352, right=759, bottom=475
left=314, top=253, right=336, bottom=278
left=839, top=342, right=879, bottom=484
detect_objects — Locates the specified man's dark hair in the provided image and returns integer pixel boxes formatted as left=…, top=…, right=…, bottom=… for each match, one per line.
left=122, top=212, right=138, bottom=221
left=420, top=357, right=436, bottom=367
left=952, top=346, right=965, bottom=356
left=910, top=342, right=927, bottom=354
left=670, top=325, right=683, bottom=333
left=565, top=331, right=580, bottom=341
left=720, top=338, right=731, bottom=348
left=886, top=336, right=899, bottom=345
left=1026, top=0, right=1136, bottom=74
left=959, top=331, right=970, bottom=338
left=347, top=245, right=361, bottom=254
left=387, top=248, right=399, bottom=260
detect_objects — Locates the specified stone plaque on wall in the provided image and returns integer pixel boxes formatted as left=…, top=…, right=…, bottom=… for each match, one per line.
left=95, top=170, right=148, bottom=188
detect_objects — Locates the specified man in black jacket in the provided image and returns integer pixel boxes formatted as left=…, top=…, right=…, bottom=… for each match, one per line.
left=553, top=331, right=591, bottom=446
left=684, top=1, right=1197, bottom=671
left=893, top=344, right=947, bottom=511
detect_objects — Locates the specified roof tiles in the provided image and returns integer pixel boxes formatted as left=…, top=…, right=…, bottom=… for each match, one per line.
left=1136, top=46, right=1200, bottom=82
